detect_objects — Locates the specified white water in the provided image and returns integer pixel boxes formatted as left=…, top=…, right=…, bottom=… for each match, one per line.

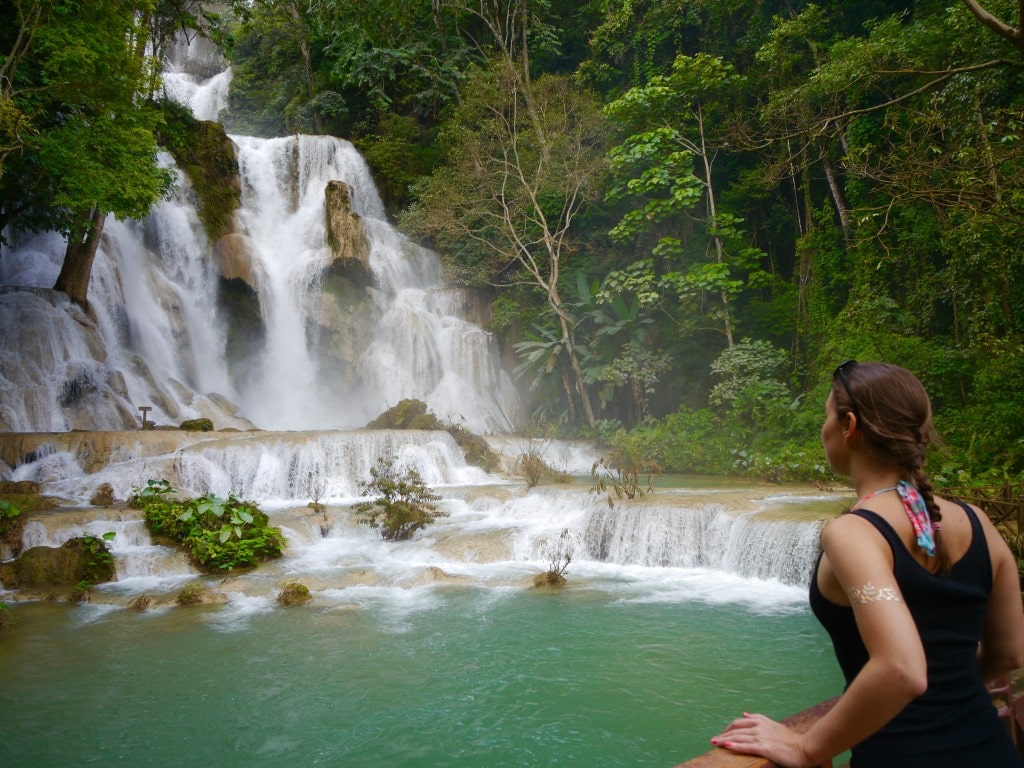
left=0, top=36, right=522, bottom=433
left=5, top=428, right=840, bottom=616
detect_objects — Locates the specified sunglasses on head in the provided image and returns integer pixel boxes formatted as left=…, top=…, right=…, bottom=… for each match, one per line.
left=833, top=359, right=862, bottom=419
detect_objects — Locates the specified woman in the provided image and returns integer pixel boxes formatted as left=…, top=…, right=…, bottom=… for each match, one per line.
left=712, top=361, right=1024, bottom=767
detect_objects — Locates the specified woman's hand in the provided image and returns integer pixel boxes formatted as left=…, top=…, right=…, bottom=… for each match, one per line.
left=711, top=712, right=816, bottom=768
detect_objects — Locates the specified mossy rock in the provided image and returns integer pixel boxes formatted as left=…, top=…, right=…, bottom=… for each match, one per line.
left=366, top=399, right=431, bottom=429
left=365, top=399, right=500, bottom=471
left=170, top=584, right=228, bottom=606
left=277, top=581, right=312, bottom=606
left=127, top=594, right=152, bottom=612
left=157, top=102, right=241, bottom=240
left=0, top=536, right=115, bottom=589
left=90, top=483, right=115, bottom=506
left=448, top=425, right=501, bottom=473
left=179, top=418, right=214, bottom=432
left=0, top=481, right=41, bottom=495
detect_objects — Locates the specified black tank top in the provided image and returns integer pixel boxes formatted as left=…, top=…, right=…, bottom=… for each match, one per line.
left=809, top=502, right=1022, bottom=767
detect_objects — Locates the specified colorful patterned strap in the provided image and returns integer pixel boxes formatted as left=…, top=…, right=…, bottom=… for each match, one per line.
left=896, top=480, right=936, bottom=557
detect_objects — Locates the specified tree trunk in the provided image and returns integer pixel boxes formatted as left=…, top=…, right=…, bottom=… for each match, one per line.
left=822, top=153, right=852, bottom=250
left=54, top=207, right=106, bottom=308
left=552, top=301, right=596, bottom=427
left=696, top=106, right=734, bottom=348
left=290, top=1, right=322, bottom=133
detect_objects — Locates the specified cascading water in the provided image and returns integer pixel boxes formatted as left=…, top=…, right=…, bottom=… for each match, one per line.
left=0, top=36, right=522, bottom=434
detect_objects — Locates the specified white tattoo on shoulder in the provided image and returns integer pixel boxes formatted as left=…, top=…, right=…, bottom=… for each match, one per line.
left=848, top=581, right=901, bottom=605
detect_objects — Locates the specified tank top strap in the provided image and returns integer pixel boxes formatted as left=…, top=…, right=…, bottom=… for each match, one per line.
left=848, top=508, right=903, bottom=557
left=853, top=501, right=991, bottom=584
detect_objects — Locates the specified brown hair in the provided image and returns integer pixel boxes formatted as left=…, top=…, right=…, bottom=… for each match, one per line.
left=831, top=362, right=950, bottom=573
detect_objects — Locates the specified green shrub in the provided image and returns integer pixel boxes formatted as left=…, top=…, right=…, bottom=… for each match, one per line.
left=131, top=480, right=285, bottom=572
left=353, top=456, right=445, bottom=541
left=0, top=499, right=23, bottom=548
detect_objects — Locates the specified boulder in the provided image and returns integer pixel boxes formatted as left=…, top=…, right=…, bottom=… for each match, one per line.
left=0, top=537, right=115, bottom=589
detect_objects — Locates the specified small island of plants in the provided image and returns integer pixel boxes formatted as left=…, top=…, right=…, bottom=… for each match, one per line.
left=130, top=479, right=285, bottom=572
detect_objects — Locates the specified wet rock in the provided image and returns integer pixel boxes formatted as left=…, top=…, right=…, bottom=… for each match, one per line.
left=0, top=537, right=115, bottom=589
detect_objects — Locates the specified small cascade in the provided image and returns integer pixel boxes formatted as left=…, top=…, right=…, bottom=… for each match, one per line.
left=3, top=440, right=833, bottom=597
left=21, top=515, right=198, bottom=586
left=12, top=429, right=490, bottom=504
left=581, top=495, right=826, bottom=586
left=161, top=35, right=232, bottom=122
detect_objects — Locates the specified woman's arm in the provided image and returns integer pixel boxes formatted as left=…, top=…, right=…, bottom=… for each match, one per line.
left=977, top=508, right=1024, bottom=681
left=713, top=515, right=927, bottom=767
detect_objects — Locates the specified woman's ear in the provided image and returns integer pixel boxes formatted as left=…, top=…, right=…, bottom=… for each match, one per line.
left=842, top=412, right=858, bottom=441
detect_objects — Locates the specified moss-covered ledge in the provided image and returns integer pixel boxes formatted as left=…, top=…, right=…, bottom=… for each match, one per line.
left=366, top=399, right=501, bottom=472
left=156, top=99, right=241, bottom=240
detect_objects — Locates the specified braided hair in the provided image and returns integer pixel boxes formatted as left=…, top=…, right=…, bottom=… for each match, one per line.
left=832, top=362, right=951, bottom=574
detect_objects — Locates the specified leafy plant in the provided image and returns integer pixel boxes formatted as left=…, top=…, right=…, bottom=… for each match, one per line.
left=176, top=582, right=204, bottom=606
left=0, top=499, right=23, bottom=548
left=131, top=480, right=285, bottom=572
left=353, top=456, right=445, bottom=541
left=78, top=534, right=116, bottom=586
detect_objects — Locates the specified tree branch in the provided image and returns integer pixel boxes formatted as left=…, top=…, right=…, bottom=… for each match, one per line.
left=961, top=0, right=1024, bottom=53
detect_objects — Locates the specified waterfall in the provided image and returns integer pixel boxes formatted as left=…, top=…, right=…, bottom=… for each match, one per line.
left=0, top=36, right=522, bottom=434
left=581, top=494, right=827, bottom=586
left=0, top=34, right=833, bottom=607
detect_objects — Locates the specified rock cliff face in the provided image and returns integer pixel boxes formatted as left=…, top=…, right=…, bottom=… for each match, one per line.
left=324, top=180, right=372, bottom=285
left=310, top=179, right=377, bottom=393
left=166, top=118, right=242, bottom=242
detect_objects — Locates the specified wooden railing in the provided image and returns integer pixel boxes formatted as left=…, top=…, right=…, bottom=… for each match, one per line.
left=945, top=482, right=1023, bottom=528
left=673, top=698, right=840, bottom=768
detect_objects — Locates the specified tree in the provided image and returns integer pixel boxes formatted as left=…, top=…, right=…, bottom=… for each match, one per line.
left=0, top=0, right=172, bottom=307
left=353, top=456, right=445, bottom=542
left=402, top=57, right=610, bottom=427
left=603, top=53, right=771, bottom=350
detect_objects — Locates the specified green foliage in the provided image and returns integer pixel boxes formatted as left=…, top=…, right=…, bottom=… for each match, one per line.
left=352, top=456, right=445, bottom=542
left=603, top=54, right=770, bottom=343
left=941, top=337, right=1024, bottom=473
left=131, top=480, right=285, bottom=572
left=359, top=114, right=438, bottom=209
left=590, top=430, right=662, bottom=506
left=176, top=582, right=204, bottom=606
left=0, top=499, right=23, bottom=538
left=78, top=535, right=115, bottom=587
left=625, top=407, right=740, bottom=476
left=709, top=339, right=792, bottom=429
left=1, top=0, right=172, bottom=243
